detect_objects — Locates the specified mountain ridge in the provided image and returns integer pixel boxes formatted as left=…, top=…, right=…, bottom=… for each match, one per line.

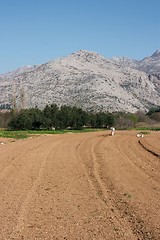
left=0, top=50, right=159, bottom=113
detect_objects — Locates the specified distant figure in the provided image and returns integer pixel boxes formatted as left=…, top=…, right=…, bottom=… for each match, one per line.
left=110, top=127, right=115, bottom=136
left=136, top=133, right=144, bottom=138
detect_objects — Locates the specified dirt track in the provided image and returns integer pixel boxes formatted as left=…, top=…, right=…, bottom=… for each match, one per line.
left=0, top=131, right=160, bottom=240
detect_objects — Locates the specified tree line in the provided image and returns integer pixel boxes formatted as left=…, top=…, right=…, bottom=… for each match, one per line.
left=0, top=104, right=159, bottom=130
left=8, top=104, right=114, bottom=130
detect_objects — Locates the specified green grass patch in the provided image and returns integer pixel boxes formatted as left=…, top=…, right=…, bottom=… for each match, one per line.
left=136, top=127, right=160, bottom=131
left=28, top=128, right=102, bottom=135
left=0, top=130, right=28, bottom=139
left=0, top=128, right=103, bottom=139
left=138, top=131, right=150, bottom=135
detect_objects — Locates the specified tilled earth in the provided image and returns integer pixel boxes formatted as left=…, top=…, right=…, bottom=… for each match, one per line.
left=0, top=131, right=159, bottom=239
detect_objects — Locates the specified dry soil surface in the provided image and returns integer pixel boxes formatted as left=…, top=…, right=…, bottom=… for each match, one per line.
left=0, top=131, right=159, bottom=240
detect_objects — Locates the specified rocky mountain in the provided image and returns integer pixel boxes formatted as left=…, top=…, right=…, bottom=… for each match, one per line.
left=0, top=50, right=160, bottom=113
left=138, top=50, right=160, bottom=74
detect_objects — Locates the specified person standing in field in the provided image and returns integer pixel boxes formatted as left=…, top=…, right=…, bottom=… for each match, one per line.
left=110, top=127, right=115, bottom=136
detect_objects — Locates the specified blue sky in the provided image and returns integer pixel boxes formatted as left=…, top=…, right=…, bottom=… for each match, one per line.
left=0, top=0, right=160, bottom=73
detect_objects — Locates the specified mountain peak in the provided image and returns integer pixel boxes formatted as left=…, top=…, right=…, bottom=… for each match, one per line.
left=151, top=50, right=160, bottom=58
left=71, top=50, right=104, bottom=60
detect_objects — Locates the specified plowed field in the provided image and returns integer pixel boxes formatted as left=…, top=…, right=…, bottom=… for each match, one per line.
left=0, top=131, right=160, bottom=239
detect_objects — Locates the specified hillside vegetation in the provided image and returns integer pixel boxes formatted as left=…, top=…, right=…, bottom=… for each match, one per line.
left=0, top=104, right=160, bottom=131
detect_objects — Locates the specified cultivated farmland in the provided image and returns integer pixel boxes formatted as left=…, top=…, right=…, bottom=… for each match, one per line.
left=0, top=131, right=159, bottom=239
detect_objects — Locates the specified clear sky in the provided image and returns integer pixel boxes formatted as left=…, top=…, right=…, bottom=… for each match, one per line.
left=0, top=0, right=160, bottom=73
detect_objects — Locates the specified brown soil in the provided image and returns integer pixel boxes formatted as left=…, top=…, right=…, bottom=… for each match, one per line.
left=0, top=131, right=159, bottom=239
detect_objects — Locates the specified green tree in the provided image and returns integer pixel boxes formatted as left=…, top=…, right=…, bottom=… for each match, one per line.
left=43, top=104, right=59, bottom=129
left=8, top=108, right=43, bottom=130
left=147, top=106, right=160, bottom=116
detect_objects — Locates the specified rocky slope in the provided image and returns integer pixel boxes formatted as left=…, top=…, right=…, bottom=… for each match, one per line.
left=139, top=50, right=160, bottom=74
left=0, top=50, right=160, bottom=113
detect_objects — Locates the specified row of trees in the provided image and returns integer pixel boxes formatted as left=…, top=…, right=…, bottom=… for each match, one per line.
left=1, top=104, right=159, bottom=130
left=113, top=108, right=160, bottom=129
left=8, top=104, right=114, bottom=130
